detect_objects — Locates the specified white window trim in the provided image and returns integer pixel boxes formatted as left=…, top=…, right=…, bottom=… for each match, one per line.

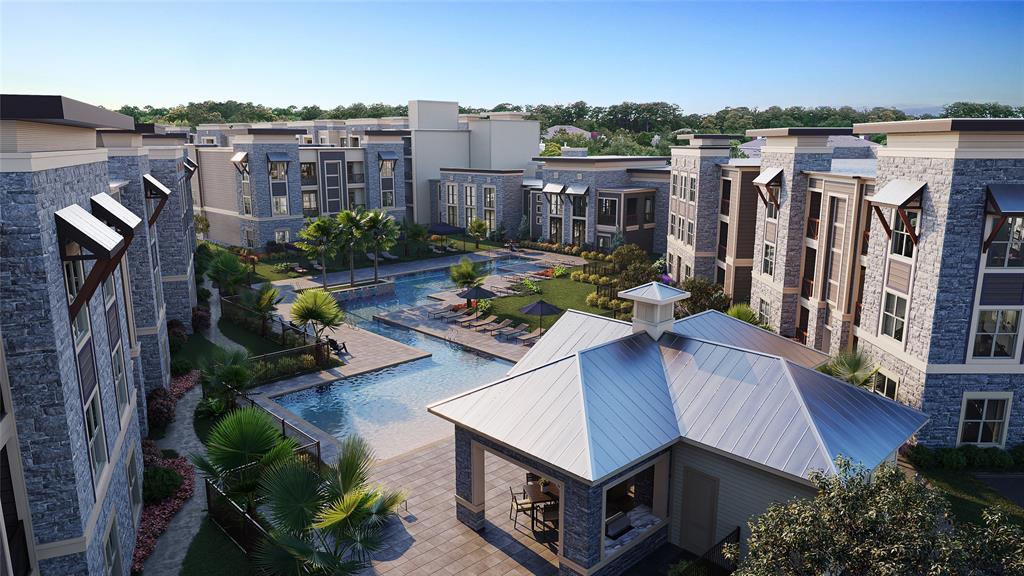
left=879, top=289, right=908, bottom=344
left=957, top=391, right=1013, bottom=448
left=871, top=371, right=900, bottom=400
left=982, top=215, right=1024, bottom=270
left=888, top=208, right=918, bottom=261
left=84, top=388, right=108, bottom=484
left=967, top=305, right=1024, bottom=364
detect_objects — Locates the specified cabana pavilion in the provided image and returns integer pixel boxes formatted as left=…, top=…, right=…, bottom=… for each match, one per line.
left=429, top=282, right=928, bottom=576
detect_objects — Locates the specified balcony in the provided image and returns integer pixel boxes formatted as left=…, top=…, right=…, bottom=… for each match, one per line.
left=806, top=217, right=819, bottom=240
left=801, top=277, right=815, bottom=299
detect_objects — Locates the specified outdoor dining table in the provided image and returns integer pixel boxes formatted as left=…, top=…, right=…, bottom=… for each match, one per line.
left=523, top=483, right=560, bottom=531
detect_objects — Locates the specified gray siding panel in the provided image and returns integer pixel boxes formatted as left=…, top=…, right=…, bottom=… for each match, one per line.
left=886, top=259, right=912, bottom=294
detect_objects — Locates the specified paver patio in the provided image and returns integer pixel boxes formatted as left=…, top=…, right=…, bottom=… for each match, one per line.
left=366, top=437, right=559, bottom=576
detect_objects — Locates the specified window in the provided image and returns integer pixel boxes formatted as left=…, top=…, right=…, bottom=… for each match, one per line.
left=685, top=220, right=694, bottom=245
left=536, top=216, right=543, bottom=225
left=85, top=391, right=107, bottom=481
left=872, top=373, right=898, bottom=400
left=686, top=175, right=697, bottom=201
left=669, top=214, right=677, bottom=239
left=302, top=191, right=318, bottom=217
left=347, top=161, right=365, bottom=184
left=348, top=187, right=366, bottom=210
left=323, top=162, right=341, bottom=213
left=445, top=183, right=458, bottom=206
left=671, top=174, right=679, bottom=198
left=243, top=228, right=256, bottom=248
left=483, top=186, right=496, bottom=209
left=102, top=276, right=116, bottom=307
left=104, top=519, right=122, bottom=576
left=958, top=394, right=1011, bottom=446
left=112, top=343, right=128, bottom=416
left=127, top=449, right=142, bottom=524
left=766, top=198, right=779, bottom=220
left=484, top=209, right=496, bottom=233
left=720, top=179, right=732, bottom=215
left=684, top=264, right=692, bottom=279
left=300, top=162, right=317, bottom=186
left=464, top=185, right=476, bottom=225
left=201, top=136, right=216, bottom=145
left=598, top=198, right=617, bottom=226
left=972, top=309, right=1020, bottom=358
left=643, top=197, right=654, bottom=224
left=301, top=135, right=313, bottom=144
left=64, top=260, right=91, bottom=347
left=762, top=242, right=776, bottom=277
left=240, top=170, right=252, bottom=215
left=985, top=216, right=1024, bottom=268
left=890, top=210, right=917, bottom=258
left=881, top=291, right=907, bottom=342
left=536, top=203, right=542, bottom=214
left=758, top=298, right=771, bottom=326
left=549, top=197, right=563, bottom=216
left=597, top=235, right=610, bottom=250
left=270, top=161, right=289, bottom=215
left=275, top=230, right=289, bottom=244
left=380, top=159, right=395, bottom=208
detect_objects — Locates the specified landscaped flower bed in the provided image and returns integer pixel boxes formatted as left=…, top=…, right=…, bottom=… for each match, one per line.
left=131, top=443, right=195, bottom=573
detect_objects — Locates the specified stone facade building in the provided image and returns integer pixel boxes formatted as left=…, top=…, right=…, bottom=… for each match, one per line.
left=437, top=168, right=525, bottom=239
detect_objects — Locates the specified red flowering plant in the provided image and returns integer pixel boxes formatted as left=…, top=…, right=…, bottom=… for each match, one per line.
left=131, top=449, right=195, bottom=573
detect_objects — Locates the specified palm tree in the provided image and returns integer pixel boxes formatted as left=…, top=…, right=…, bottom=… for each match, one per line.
left=820, top=350, right=879, bottom=388
left=403, top=221, right=428, bottom=257
left=727, top=303, right=762, bottom=326
left=291, top=288, right=345, bottom=341
left=192, top=407, right=297, bottom=513
left=209, top=251, right=247, bottom=296
left=242, top=283, right=284, bottom=337
left=467, top=218, right=489, bottom=249
left=296, top=216, right=340, bottom=290
left=363, top=210, right=401, bottom=284
left=449, top=256, right=485, bottom=307
left=255, top=436, right=405, bottom=576
left=337, top=210, right=367, bottom=288
left=200, top=348, right=252, bottom=400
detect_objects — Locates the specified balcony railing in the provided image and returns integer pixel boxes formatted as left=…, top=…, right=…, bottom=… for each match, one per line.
left=806, top=217, right=819, bottom=240
left=801, top=277, right=815, bottom=299
left=673, top=526, right=740, bottom=576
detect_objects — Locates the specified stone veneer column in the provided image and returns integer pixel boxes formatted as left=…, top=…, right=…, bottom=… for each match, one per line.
left=668, top=140, right=731, bottom=281
left=749, top=133, right=834, bottom=337
left=149, top=146, right=198, bottom=331
left=454, top=427, right=485, bottom=530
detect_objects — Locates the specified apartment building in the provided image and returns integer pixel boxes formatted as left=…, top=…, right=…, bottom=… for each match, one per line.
left=436, top=168, right=526, bottom=238
left=0, top=95, right=193, bottom=575
left=740, top=134, right=879, bottom=160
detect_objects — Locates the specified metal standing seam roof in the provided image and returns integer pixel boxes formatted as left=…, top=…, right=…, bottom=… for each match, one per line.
left=54, top=204, right=124, bottom=260
left=508, top=310, right=632, bottom=376
left=378, top=150, right=399, bottom=161
left=429, top=309, right=926, bottom=484
left=868, top=180, right=926, bottom=208
left=522, top=178, right=543, bottom=189
left=542, top=183, right=566, bottom=194
left=564, top=185, right=590, bottom=196
left=230, top=151, right=248, bottom=164
left=142, top=174, right=172, bottom=199
left=90, top=193, right=142, bottom=233
left=986, top=183, right=1024, bottom=216
left=753, top=166, right=783, bottom=187
left=267, top=151, right=291, bottom=163
left=619, top=282, right=690, bottom=304
left=672, top=311, right=829, bottom=368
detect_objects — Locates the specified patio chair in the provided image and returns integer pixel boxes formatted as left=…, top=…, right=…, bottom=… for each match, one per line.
left=479, top=318, right=511, bottom=333
left=328, top=338, right=349, bottom=357
left=604, top=511, right=632, bottom=540
left=515, top=328, right=544, bottom=345
left=466, top=315, right=498, bottom=329
left=526, top=472, right=541, bottom=484
left=382, top=251, right=400, bottom=260
left=427, top=304, right=457, bottom=318
left=495, top=323, right=529, bottom=339
left=365, top=252, right=378, bottom=262
left=430, top=245, right=446, bottom=255
left=438, top=308, right=471, bottom=322
left=445, top=244, right=460, bottom=253
left=509, top=487, right=532, bottom=529
left=455, top=311, right=484, bottom=325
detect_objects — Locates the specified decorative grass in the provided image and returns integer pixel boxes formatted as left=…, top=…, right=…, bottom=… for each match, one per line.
left=487, top=277, right=614, bottom=330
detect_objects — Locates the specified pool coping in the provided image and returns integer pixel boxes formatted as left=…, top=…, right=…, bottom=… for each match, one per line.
left=373, top=313, right=526, bottom=364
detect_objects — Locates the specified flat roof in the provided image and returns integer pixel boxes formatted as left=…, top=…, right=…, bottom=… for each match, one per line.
left=533, top=155, right=670, bottom=163
left=440, top=167, right=524, bottom=174
left=745, top=127, right=854, bottom=137
left=1, top=94, right=134, bottom=130
left=853, top=118, right=1024, bottom=134
left=364, top=129, right=411, bottom=136
left=718, top=158, right=762, bottom=168
left=247, top=128, right=307, bottom=135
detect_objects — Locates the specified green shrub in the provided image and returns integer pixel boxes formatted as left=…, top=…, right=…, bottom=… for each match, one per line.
left=598, top=276, right=612, bottom=286
left=196, top=286, right=212, bottom=305
left=965, top=446, right=1014, bottom=470
left=518, top=278, right=541, bottom=294
left=552, top=265, right=569, bottom=278
left=298, top=354, right=317, bottom=371
left=170, top=359, right=193, bottom=377
left=143, top=466, right=183, bottom=503
left=196, top=397, right=229, bottom=419
left=905, top=444, right=935, bottom=469
left=588, top=274, right=600, bottom=284
left=1011, top=444, right=1024, bottom=470
left=597, top=296, right=610, bottom=309
left=585, top=292, right=599, bottom=307
left=250, top=360, right=271, bottom=383
left=619, top=300, right=633, bottom=313
left=570, top=271, right=583, bottom=282
left=477, top=299, right=493, bottom=314
left=606, top=298, right=622, bottom=310
left=935, top=447, right=967, bottom=470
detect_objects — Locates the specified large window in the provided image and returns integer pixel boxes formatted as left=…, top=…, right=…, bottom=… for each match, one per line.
left=302, top=191, right=319, bottom=217
left=643, top=197, right=654, bottom=224
left=112, top=343, right=128, bottom=417
left=985, top=216, right=1024, bottom=268
left=127, top=449, right=142, bottom=525
left=64, top=259, right=91, bottom=347
left=685, top=220, right=694, bottom=246
left=766, top=198, right=779, bottom=220
left=270, top=161, right=289, bottom=216
left=597, top=198, right=617, bottom=226
left=972, top=309, right=1020, bottom=358
left=241, top=170, right=252, bottom=215
left=762, top=242, right=776, bottom=277
left=872, top=373, right=899, bottom=400
left=104, top=519, right=122, bottom=576
left=483, top=186, right=496, bottom=209
left=85, top=391, right=107, bottom=482
left=445, top=183, right=458, bottom=206
left=464, top=185, right=476, bottom=226
left=958, top=394, right=1011, bottom=447
left=890, top=210, right=917, bottom=258
left=347, top=161, right=365, bottom=184
left=300, top=162, right=317, bottom=186
left=380, top=160, right=395, bottom=208
left=881, top=291, right=907, bottom=342
left=686, top=175, right=697, bottom=201
left=758, top=298, right=771, bottom=326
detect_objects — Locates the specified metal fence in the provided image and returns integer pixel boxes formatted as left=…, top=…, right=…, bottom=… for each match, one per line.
left=583, top=262, right=616, bottom=277
left=203, top=384, right=322, bottom=465
left=205, top=479, right=270, bottom=555
left=220, top=296, right=313, bottom=348
left=675, top=526, right=740, bottom=576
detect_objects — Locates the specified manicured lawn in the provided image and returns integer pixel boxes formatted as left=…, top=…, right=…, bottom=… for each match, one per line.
left=917, top=467, right=1024, bottom=528
left=172, top=332, right=226, bottom=368
left=488, top=277, right=616, bottom=330
left=217, top=318, right=287, bottom=356
left=180, top=517, right=255, bottom=576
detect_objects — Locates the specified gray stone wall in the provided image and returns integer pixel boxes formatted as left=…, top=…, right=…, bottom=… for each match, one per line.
left=363, top=142, right=407, bottom=223
left=150, top=149, right=197, bottom=331
left=438, top=170, right=524, bottom=239
left=541, top=168, right=632, bottom=248
left=670, top=153, right=726, bottom=279
left=919, top=373, right=1024, bottom=446
left=234, top=143, right=304, bottom=247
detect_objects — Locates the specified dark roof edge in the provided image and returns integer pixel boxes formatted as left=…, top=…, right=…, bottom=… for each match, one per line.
left=1, top=94, right=134, bottom=130
left=247, top=128, right=307, bottom=135
left=440, top=167, right=524, bottom=174
left=532, top=156, right=670, bottom=163
left=363, top=129, right=411, bottom=136
left=853, top=118, right=1024, bottom=134
left=745, top=127, right=854, bottom=137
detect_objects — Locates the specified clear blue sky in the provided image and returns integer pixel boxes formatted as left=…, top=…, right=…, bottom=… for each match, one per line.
left=2, top=1, right=1021, bottom=113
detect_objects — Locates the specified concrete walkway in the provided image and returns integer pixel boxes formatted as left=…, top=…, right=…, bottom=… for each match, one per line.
left=205, top=280, right=246, bottom=355
left=142, top=385, right=205, bottom=576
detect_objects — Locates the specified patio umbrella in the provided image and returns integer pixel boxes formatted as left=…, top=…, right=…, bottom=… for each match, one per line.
left=519, top=299, right=562, bottom=332
left=457, top=285, right=497, bottom=308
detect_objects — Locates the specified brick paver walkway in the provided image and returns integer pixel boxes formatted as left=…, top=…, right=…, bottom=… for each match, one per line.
left=367, top=438, right=559, bottom=575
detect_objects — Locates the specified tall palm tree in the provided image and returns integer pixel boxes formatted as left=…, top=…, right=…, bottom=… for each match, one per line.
left=200, top=348, right=252, bottom=400
left=209, top=251, right=247, bottom=296
left=192, top=407, right=297, bottom=514
left=467, top=218, right=489, bottom=249
left=820, top=350, right=879, bottom=388
left=242, top=283, right=284, bottom=337
left=363, top=210, right=401, bottom=284
left=296, top=216, right=340, bottom=290
left=403, top=222, right=428, bottom=257
left=337, top=210, right=367, bottom=288
left=291, top=288, right=345, bottom=341
left=255, top=436, right=405, bottom=576
left=449, top=257, right=484, bottom=291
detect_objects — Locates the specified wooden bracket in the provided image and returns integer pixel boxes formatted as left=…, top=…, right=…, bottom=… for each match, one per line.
left=147, top=196, right=168, bottom=227
left=872, top=205, right=893, bottom=238
left=983, top=215, right=1008, bottom=253
left=896, top=207, right=919, bottom=246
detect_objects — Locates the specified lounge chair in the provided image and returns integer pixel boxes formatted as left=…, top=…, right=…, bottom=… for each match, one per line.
left=365, top=252, right=378, bottom=262
left=445, top=244, right=460, bottom=253
left=438, top=308, right=471, bottom=321
left=455, top=311, right=484, bottom=325
left=478, top=318, right=511, bottom=333
left=515, top=328, right=544, bottom=344
left=495, top=323, right=529, bottom=339
left=430, top=245, right=445, bottom=254
left=382, top=251, right=400, bottom=261
left=328, top=338, right=349, bottom=357
left=427, top=304, right=458, bottom=318
left=467, top=315, right=498, bottom=329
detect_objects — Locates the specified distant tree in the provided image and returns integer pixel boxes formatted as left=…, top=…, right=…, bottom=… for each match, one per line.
left=516, top=215, right=530, bottom=241
left=490, top=102, right=523, bottom=112
left=539, top=141, right=562, bottom=156
left=675, top=277, right=730, bottom=317
left=942, top=101, right=1023, bottom=118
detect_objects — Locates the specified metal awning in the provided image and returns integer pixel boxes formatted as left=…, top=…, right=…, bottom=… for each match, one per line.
left=542, top=183, right=566, bottom=194
left=90, top=193, right=141, bottom=236
left=143, top=174, right=172, bottom=225
left=378, top=150, right=399, bottom=161
left=987, top=184, right=1024, bottom=217
left=564, top=185, right=590, bottom=196
left=753, top=166, right=783, bottom=187
left=753, top=167, right=783, bottom=206
left=230, top=151, right=248, bottom=164
left=868, top=180, right=925, bottom=209
left=182, top=157, right=198, bottom=177
left=55, top=204, right=123, bottom=261
left=266, top=151, right=290, bottom=163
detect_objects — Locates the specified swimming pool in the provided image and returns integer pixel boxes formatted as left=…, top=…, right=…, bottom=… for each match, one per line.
left=274, top=256, right=545, bottom=458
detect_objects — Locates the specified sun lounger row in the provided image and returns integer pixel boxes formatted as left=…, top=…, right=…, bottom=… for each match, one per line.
left=427, top=306, right=545, bottom=345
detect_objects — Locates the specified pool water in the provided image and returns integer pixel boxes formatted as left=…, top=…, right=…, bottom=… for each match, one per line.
left=275, top=256, right=545, bottom=458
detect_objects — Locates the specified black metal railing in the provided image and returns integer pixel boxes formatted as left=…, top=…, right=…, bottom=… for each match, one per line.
left=205, top=479, right=270, bottom=555
left=583, top=262, right=615, bottom=277
left=347, top=172, right=365, bottom=184
left=675, top=526, right=740, bottom=576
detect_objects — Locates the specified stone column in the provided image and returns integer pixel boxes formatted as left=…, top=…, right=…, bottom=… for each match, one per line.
left=454, top=427, right=485, bottom=531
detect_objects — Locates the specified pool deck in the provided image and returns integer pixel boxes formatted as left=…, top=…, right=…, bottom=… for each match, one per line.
left=375, top=307, right=529, bottom=364
left=366, top=437, right=560, bottom=575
